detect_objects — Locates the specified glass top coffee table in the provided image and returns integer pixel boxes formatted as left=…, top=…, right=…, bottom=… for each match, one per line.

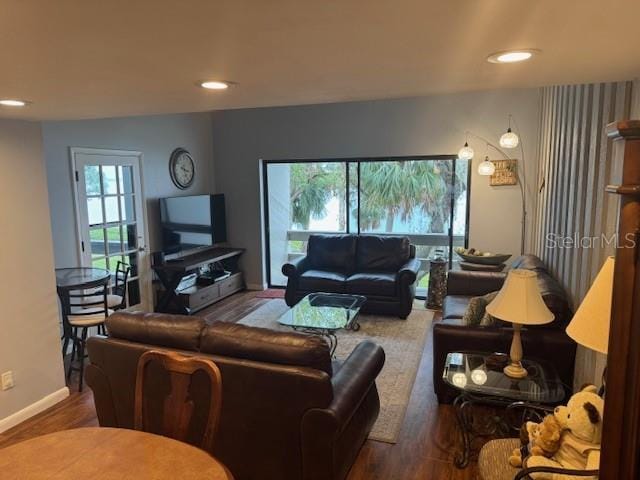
left=278, top=293, right=366, bottom=356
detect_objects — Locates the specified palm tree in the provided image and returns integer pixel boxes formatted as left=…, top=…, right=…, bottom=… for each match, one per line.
left=288, top=159, right=467, bottom=234
left=290, top=163, right=343, bottom=229
left=356, top=160, right=464, bottom=233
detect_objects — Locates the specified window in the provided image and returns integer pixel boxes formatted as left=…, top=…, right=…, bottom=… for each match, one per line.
left=263, top=156, right=470, bottom=296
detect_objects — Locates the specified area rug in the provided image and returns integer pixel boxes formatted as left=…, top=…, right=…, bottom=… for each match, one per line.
left=238, top=299, right=433, bottom=443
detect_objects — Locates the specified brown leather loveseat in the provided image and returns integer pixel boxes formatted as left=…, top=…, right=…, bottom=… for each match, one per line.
left=86, top=312, right=385, bottom=480
left=433, top=255, right=576, bottom=403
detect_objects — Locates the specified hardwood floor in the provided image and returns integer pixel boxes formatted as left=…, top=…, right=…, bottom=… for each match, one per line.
left=0, top=291, right=482, bottom=479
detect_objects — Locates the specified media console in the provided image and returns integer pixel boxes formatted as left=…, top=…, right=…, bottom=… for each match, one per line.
left=152, top=246, right=245, bottom=315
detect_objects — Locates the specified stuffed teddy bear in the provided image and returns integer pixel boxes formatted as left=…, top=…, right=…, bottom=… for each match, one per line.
left=509, top=414, right=563, bottom=467
left=525, top=385, right=603, bottom=480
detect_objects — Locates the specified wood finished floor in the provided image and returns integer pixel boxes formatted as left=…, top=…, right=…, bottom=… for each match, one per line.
left=0, top=291, right=482, bottom=480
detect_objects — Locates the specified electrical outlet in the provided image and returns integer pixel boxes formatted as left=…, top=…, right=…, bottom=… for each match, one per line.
left=1, top=371, right=15, bottom=390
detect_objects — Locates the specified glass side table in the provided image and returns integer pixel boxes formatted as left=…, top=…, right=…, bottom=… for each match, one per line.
left=443, top=351, right=566, bottom=468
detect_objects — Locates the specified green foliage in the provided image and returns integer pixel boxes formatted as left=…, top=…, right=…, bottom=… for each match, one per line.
left=288, top=160, right=467, bottom=233
left=357, top=160, right=467, bottom=233
left=290, top=163, right=344, bottom=229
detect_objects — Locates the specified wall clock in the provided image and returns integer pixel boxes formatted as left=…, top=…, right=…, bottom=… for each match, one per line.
left=169, top=148, right=195, bottom=189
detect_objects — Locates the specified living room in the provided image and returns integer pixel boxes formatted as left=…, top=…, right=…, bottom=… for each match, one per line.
left=1, top=2, right=639, bottom=479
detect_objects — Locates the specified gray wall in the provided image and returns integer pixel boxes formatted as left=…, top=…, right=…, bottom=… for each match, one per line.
left=0, top=119, right=66, bottom=425
left=211, top=89, right=542, bottom=287
left=43, top=113, right=214, bottom=268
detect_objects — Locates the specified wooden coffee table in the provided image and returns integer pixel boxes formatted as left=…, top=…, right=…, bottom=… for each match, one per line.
left=0, top=427, right=234, bottom=479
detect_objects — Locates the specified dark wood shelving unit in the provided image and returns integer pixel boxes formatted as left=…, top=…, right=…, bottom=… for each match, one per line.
left=152, top=247, right=245, bottom=314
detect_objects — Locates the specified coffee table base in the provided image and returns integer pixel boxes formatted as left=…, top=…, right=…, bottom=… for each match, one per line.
left=292, top=327, right=339, bottom=356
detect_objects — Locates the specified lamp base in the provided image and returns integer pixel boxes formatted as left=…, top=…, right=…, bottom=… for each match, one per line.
left=504, top=362, right=528, bottom=379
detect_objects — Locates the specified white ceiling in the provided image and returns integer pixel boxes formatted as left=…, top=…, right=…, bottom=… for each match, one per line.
left=1, top=0, right=639, bottom=121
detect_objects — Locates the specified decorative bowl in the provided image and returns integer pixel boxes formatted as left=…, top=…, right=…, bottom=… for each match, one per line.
left=456, top=252, right=512, bottom=265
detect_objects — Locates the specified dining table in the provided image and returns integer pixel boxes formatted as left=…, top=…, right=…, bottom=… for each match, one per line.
left=0, top=427, right=234, bottom=479
left=55, top=266, right=112, bottom=293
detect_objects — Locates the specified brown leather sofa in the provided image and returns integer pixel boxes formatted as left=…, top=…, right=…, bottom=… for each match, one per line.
left=433, top=255, right=576, bottom=403
left=86, top=312, right=385, bottom=480
left=283, top=234, right=420, bottom=318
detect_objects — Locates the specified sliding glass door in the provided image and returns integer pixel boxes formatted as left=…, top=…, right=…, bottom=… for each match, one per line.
left=263, top=156, right=470, bottom=295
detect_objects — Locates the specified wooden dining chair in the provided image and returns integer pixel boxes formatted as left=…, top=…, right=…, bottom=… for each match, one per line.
left=134, top=350, right=223, bottom=453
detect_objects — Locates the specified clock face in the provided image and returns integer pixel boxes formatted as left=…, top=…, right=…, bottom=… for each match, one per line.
left=170, top=149, right=195, bottom=189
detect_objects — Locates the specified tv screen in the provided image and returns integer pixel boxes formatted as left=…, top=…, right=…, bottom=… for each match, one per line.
left=160, top=194, right=227, bottom=254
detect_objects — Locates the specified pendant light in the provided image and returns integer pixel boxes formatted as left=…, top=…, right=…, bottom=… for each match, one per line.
left=478, top=155, right=496, bottom=176
left=458, top=132, right=474, bottom=160
left=499, top=114, right=519, bottom=148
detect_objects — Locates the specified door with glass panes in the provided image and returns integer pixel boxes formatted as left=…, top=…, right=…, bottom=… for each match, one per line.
left=71, top=148, right=150, bottom=311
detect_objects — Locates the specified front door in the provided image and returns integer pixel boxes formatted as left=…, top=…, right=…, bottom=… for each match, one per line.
left=71, top=148, right=151, bottom=311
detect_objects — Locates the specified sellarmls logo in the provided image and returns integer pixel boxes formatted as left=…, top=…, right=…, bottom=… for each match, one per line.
left=545, top=233, right=637, bottom=249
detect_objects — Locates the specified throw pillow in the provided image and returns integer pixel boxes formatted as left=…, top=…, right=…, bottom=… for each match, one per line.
left=480, top=291, right=500, bottom=326
left=462, top=291, right=500, bottom=327
left=462, top=296, right=488, bottom=326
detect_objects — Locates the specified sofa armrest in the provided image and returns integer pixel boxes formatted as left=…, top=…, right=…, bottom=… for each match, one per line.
left=85, top=361, right=119, bottom=427
left=300, top=341, right=384, bottom=480
left=398, top=257, right=421, bottom=285
left=282, top=255, right=310, bottom=278
left=446, top=270, right=506, bottom=296
left=329, top=341, right=385, bottom=426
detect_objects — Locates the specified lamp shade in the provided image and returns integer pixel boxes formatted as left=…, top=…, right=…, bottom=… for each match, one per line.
left=486, top=269, right=554, bottom=325
left=566, top=257, right=614, bottom=354
left=478, top=157, right=496, bottom=176
left=499, top=128, right=520, bottom=148
left=458, top=142, right=474, bottom=160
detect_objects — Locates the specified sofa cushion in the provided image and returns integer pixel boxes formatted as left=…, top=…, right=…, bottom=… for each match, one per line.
left=346, top=272, right=397, bottom=297
left=442, top=295, right=472, bottom=320
left=298, top=269, right=347, bottom=292
left=105, top=312, right=204, bottom=351
left=200, top=321, right=333, bottom=375
left=356, top=235, right=411, bottom=271
left=307, top=234, right=357, bottom=272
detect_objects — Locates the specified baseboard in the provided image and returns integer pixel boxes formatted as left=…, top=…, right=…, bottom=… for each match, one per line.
left=246, top=282, right=267, bottom=291
left=0, top=386, right=70, bottom=434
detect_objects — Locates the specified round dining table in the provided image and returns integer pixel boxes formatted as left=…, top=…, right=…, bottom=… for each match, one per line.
left=0, top=427, right=234, bottom=479
left=55, top=267, right=112, bottom=292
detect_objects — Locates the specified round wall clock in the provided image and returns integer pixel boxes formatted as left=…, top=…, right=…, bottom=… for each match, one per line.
left=169, top=148, right=195, bottom=189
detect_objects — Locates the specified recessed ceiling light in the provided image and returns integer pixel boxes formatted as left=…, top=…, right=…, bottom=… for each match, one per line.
left=487, top=49, right=540, bottom=64
left=200, top=81, right=230, bottom=90
left=0, top=99, right=29, bottom=107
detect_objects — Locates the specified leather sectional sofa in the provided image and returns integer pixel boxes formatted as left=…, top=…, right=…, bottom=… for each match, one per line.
left=433, top=255, right=577, bottom=403
left=86, top=312, right=385, bottom=480
left=282, top=234, right=421, bottom=318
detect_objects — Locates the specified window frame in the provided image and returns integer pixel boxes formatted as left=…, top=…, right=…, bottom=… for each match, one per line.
left=261, top=155, right=472, bottom=292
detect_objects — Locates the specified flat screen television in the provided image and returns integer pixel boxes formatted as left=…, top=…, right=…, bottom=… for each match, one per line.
left=160, top=194, right=227, bottom=255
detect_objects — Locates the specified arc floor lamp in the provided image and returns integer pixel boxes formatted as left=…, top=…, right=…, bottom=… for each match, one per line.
left=457, top=115, right=528, bottom=255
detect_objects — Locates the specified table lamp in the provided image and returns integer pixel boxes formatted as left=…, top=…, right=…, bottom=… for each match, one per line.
left=486, top=269, right=554, bottom=378
left=566, top=256, right=614, bottom=355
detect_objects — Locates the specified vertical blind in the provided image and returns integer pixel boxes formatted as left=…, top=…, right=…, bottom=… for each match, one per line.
left=532, top=81, right=633, bottom=386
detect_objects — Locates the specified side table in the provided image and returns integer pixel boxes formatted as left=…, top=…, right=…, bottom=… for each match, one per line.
left=443, top=351, right=566, bottom=468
